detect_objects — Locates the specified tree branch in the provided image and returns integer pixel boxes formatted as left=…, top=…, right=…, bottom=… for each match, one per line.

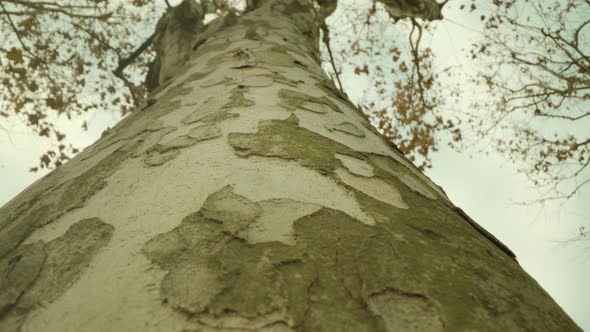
left=0, top=1, right=47, bottom=65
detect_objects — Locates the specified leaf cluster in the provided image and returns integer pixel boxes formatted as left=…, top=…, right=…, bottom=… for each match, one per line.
left=464, top=0, right=590, bottom=201
left=0, top=0, right=161, bottom=170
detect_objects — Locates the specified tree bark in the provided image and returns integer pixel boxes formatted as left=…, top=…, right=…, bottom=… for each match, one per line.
left=0, top=0, right=580, bottom=331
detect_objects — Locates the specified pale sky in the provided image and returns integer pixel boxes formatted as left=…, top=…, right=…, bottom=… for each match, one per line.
left=0, top=0, right=588, bottom=330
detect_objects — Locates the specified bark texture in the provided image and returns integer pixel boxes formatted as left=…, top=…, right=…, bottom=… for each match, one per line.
left=0, top=0, right=580, bottom=331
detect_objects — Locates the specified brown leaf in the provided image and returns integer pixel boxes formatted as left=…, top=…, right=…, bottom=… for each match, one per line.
left=6, top=48, right=24, bottom=64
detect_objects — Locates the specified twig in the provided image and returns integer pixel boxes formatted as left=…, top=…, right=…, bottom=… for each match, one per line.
left=113, top=33, right=155, bottom=77
left=409, top=18, right=427, bottom=109
left=321, top=23, right=344, bottom=94
left=310, top=3, right=344, bottom=94
left=112, top=33, right=156, bottom=106
left=0, top=1, right=47, bottom=65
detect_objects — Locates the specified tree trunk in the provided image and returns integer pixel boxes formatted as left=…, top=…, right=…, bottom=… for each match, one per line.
left=0, top=0, right=580, bottom=331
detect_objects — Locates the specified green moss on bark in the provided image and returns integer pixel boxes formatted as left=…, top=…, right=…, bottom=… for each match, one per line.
left=278, top=89, right=341, bottom=113
left=141, top=185, right=449, bottom=330
left=0, top=218, right=114, bottom=331
left=0, top=142, right=134, bottom=259
left=228, top=115, right=363, bottom=175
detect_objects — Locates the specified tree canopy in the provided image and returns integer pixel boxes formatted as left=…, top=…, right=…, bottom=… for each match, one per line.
left=466, top=0, right=589, bottom=204
left=0, top=0, right=588, bottom=208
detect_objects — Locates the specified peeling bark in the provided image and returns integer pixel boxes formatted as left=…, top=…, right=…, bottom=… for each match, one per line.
left=0, top=0, right=580, bottom=331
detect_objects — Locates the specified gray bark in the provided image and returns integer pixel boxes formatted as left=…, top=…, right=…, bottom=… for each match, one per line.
left=0, top=0, right=580, bottom=331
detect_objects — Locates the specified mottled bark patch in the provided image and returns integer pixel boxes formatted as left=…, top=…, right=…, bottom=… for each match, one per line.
left=0, top=242, right=45, bottom=316
left=335, top=153, right=375, bottom=177
left=0, top=143, right=133, bottom=258
left=200, top=186, right=262, bottom=236
left=0, top=218, right=114, bottom=331
left=241, top=75, right=275, bottom=88
left=143, top=134, right=200, bottom=167
left=346, top=182, right=564, bottom=330
left=254, top=46, right=296, bottom=67
left=239, top=67, right=301, bottom=88
left=396, top=172, right=439, bottom=200
left=196, top=37, right=231, bottom=56
left=227, top=115, right=410, bottom=213
left=144, top=149, right=181, bottom=167
left=182, top=97, right=239, bottom=125
left=228, top=115, right=364, bottom=175
left=230, top=49, right=257, bottom=68
left=369, top=154, right=440, bottom=200
left=199, top=111, right=240, bottom=123
left=268, top=72, right=302, bottom=87
left=0, top=0, right=577, bottom=330
left=142, top=185, right=442, bottom=330
left=132, top=127, right=177, bottom=158
left=278, top=89, right=340, bottom=113
left=159, top=135, right=198, bottom=151
left=61, top=143, right=137, bottom=216
left=141, top=96, right=236, bottom=167
left=335, top=168, right=408, bottom=210
left=368, top=289, right=444, bottom=331
left=223, top=87, right=256, bottom=109
left=207, top=42, right=262, bottom=69
left=200, top=75, right=237, bottom=88
left=83, top=78, right=192, bottom=162
left=325, top=121, right=365, bottom=138
left=243, top=20, right=271, bottom=41
left=248, top=199, right=322, bottom=245
left=142, top=186, right=299, bottom=323
left=188, top=124, right=222, bottom=141
left=0, top=207, right=45, bottom=264
left=186, top=69, right=215, bottom=83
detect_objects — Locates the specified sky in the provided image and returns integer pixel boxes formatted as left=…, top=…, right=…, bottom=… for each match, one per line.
left=0, top=0, right=589, bottom=330
left=430, top=6, right=589, bottom=329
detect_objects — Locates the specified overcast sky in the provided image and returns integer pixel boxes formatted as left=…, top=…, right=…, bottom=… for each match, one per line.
left=433, top=5, right=589, bottom=329
left=0, top=0, right=588, bottom=330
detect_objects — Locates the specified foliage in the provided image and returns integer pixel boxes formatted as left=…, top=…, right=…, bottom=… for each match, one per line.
left=1, top=0, right=588, bottom=205
left=464, top=0, right=590, bottom=201
left=0, top=0, right=162, bottom=170
left=321, top=0, right=460, bottom=170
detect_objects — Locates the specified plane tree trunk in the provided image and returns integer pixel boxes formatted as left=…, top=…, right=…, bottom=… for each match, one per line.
left=0, top=0, right=580, bottom=331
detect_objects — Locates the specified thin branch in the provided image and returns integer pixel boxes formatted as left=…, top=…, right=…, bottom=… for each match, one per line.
left=409, top=18, right=427, bottom=109
left=311, top=3, right=344, bottom=93
left=3, top=0, right=113, bottom=20
left=519, top=178, right=590, bottom=204
left=0, top=0, right=47, bottom=65
left=69, top=20, right=120, bottom=55
left=573, top=18, right=590, bottom=47
left=321, top=24, right=344, bottom=93
left=111, top=32, right=156, bottom=106
left=536, top=110, right=590, bottom=121
left=113, top=33, right=155, bottom=77
left=574, top=156, right=590, bottom=177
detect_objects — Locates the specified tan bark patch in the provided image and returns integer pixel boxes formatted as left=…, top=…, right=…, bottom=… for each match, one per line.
left=368, top=289, right=444, bottom=332
left=248, top=199, right=322, bottom=245
left=144, top=149, right=181, bottom=166
left=326, top=122, right=365, bottom=138
left=370, top=154, right=442, bottom=200
left=188, top=124, right=222, bottom=141
left=336, top=168, right=408, bottom=209
left=335, top=153, right=374, bottom=177
left=0, top=218, right=114, bottom=331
